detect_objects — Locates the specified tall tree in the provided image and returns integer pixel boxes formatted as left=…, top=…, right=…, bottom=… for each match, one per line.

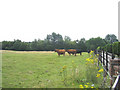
left=64, top=36, right=71, bottom=41
left=86, top=37, right=105, bottom=50
left=105, top=34, right=118, bottom=43
left=12, top=39, right=22, bottom=50
left=46, top=32, right=63, bottom=49
left=77, top=38, right=87, bottom=51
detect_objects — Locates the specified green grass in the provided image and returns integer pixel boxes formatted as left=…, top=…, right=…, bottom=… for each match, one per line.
left=2, top=50, right=90, bottom=88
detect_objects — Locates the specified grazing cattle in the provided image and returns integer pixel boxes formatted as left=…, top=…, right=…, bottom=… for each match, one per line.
left=55, top=49, right=66, bottom=56
left=76, top=49, right=82, bottom=55
left=66, top=49, right=77, bottom=56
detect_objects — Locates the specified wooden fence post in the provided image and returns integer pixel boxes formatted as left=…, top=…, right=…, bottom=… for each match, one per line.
left=99, top=50, right=102, bottom=63
left=102, top=50, right=107, bottom=87
left=106, top=52, right=108, bottom=71
left=103, top=50, right=105, bottom=65
left=103, top=51, right=107, bottom=77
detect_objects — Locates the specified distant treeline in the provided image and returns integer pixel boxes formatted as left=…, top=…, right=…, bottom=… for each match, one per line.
left=1, top=32, right=118, bottom=51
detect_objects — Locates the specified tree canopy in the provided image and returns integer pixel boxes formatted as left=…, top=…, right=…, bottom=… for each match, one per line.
left=1, top=33, right=118, bottom=51
left=105, top=34, right=118, bottom=43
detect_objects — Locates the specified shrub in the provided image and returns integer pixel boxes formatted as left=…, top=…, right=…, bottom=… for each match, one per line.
left=100, top=42, right=120, bottom=57
left=112, top=42, right=120, bottom=57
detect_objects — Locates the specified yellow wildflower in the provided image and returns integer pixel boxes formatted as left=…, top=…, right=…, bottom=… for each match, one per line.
left=79, top=85, right=83, bottom=87
left=84, top=85, right=88, bottom=88
left=96, top=74, right=100, bottom=78
left=62, top=65, right=67, bottom=69
left=90, top=50, right=94, bottom=53
left=91, top=86, right=94, bottom=88
left=86, top=58, right=90, bottom=61
left=98, top=69, right=103, bottom=72
left=79, top=85, right=84, bottom=88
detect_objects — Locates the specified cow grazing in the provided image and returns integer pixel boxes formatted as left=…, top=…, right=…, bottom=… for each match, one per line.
left=76, top=49, right=82, bottom=55
left=66, top=49, right=77, bottom=56
left=55, top=49, right=66, bottom=56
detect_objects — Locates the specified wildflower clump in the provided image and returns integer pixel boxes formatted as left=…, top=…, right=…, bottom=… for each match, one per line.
left=62, top=65, right=67, bottom=69
left=96, top=74, right=100, bottom=78
left=79, top=83, right=94, bottom=88
left=95, top=68, right=104, bottom=79
left=60, top=65, right=67, bottom=85
left=85, top=50, right=98, bottom=83
left=79, top=85, right=84, bottom=88
left=84, top=85, right=88, bottom=88
left=96, top=68, right=104, bottom=79
left=98, top=69, right=103, bottom=73
left=85, top=50, right=104, bottom=87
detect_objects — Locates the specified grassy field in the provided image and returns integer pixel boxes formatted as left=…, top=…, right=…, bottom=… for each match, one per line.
left=2, top=50, right=95, bottom=88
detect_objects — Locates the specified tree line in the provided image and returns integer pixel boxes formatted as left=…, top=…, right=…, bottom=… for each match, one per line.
left=1, top=32, right=118, bottom=51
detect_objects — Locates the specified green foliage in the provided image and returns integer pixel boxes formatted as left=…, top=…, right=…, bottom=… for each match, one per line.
left=97, top=46, right=101, bottom=50
left=105, top=34, right=118, bottom=43
left=86, top=37, right=106, bottom=50
left=77, top=38, right=87, bottom=51
left=102, top=42, right=120, bottom=57
left=112, top=42, right=120, bottom=57
left=2, top=33, right=117, bottom=52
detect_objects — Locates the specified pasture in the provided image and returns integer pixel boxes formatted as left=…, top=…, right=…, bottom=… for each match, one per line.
left=2, top=50, right=97, bottom=88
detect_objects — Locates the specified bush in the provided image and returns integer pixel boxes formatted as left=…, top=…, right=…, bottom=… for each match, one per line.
left=100, top=42, right=120, bottom=57
left=112, top=42, right=120, bottom=57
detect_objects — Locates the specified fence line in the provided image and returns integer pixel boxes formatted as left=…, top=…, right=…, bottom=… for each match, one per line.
left=97, top=50, right=120, bottom=89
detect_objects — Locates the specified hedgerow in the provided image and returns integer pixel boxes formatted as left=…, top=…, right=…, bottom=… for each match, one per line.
left=99, top=42, right=120, bottom=57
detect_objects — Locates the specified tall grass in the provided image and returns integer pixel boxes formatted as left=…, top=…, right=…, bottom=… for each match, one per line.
left=85, top=51, right=104, bottom=88
left=59, top=50, right=106, bottom=88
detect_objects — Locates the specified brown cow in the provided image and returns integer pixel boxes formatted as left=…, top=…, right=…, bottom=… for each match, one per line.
left=66, top=49, right=77, bottom=56
left=55, top=49, right=66, bottom=56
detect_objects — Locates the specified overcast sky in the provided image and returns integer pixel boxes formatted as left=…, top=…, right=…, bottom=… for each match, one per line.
left=0, top=0, right=119, bottom=42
